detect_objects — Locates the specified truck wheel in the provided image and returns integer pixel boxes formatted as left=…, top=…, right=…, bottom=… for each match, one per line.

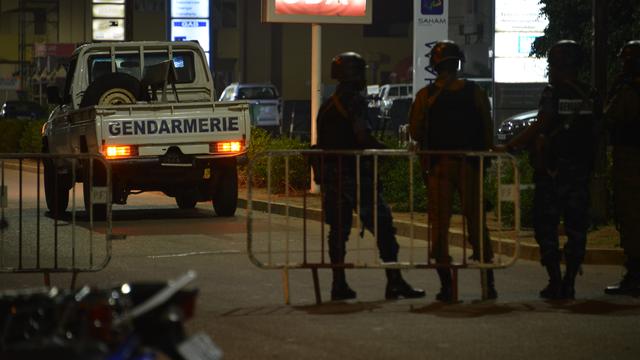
left=213, top=160, right=238, bottom=217
left=80, top=73, right=142, bottom=108
left=83, top=160, right=107, bottom=221
left=175, top=192, right=198, bottom=209
left=43, top=159, right=70, bottom=217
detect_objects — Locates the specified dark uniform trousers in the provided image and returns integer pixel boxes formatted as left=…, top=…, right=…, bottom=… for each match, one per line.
left=426, top=156, right=493, bottom=263
left=533, top=163, right=590, bottom=267
left=613, top=146, right=640, bottom=259
left=321, top=162, right=399, bottom=264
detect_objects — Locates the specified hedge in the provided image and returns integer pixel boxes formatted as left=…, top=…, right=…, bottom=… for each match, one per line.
left=243, top=133, right=537, bottom=225
left=240, top=127, right=311, bottom=194
left=0, top=119, right=45, bottom=153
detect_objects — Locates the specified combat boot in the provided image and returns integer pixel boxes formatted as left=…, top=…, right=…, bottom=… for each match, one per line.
left=435, top=268, right=454, bottom=302
left=561, top=261, right=581, bottom=300
left=605, top=258, right=640, bottom=296
left=540, top=262, right=563, bottom=299
left=331, top=268, right=356, bottom=301
left=384, top=269, right=426, bottom=299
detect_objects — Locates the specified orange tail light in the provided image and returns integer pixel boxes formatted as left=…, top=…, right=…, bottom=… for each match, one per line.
left=102, top=145, right=138, bottom=159
left=211, top=141, right=243, bottom=153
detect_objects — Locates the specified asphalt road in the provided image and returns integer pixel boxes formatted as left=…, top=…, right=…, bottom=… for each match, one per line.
left=0, top=166, right=639, bottom=359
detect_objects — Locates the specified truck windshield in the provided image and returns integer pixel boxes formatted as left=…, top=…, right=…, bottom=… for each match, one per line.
left=237, top=86, right=278, bottom=100
left=87, top=51, right=196, bottom=84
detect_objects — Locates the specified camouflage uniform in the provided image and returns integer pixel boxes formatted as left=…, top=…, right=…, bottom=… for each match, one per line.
left=531, top=83, right=596, bottom=270
left=316, top=52, right=424, bottom=301
left=506, top=40, right=599, bottom=299
left=409, top=40, right=495, bottom=301
left=317, top=83, right=398, bottom=266
left=604, top=73, right=640, bottom=295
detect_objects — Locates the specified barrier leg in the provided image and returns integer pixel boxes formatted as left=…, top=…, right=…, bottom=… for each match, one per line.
left=452, top=268, right=459, bottom=303
left=43, top=272, right=50, bottom=287
left=70, top=271, right=78, bottom=290
left=282, top=268, right=290, bottom=305
left=480, top=269, right=488, bottom=300
left=311, top=268, right=322, bottom=305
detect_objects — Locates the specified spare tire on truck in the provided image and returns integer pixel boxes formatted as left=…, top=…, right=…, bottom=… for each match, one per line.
left=80, top=72, right=143, bottom=107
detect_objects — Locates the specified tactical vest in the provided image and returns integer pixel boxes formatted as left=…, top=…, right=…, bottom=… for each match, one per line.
left=317, top=92, right=360, bottom=150
left=424, top=81, right=485, bottom=151
left=545, top=83, right=596, bottom=171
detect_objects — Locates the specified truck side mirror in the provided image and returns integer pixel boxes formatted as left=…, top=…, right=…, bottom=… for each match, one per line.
left=46, top=86, right=62, bottom=105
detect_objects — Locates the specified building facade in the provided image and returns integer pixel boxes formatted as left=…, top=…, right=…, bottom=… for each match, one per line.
left=1, top=1, right=500, bottom=99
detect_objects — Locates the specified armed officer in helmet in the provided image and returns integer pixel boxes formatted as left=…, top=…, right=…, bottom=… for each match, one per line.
left=409, top=40, right=495, bottom=302
left=316, top=52, right=425, bottom=301
left=501, top=40, right=599, bottom=300
left=604, top=41, right=640, bottom=296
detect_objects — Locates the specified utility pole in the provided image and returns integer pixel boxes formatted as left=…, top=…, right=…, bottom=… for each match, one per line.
left=18, top=0, right=27, bottom=95
left=310, top=23, right=321, bottom=193
left=591, top=0, right=608, bottom=224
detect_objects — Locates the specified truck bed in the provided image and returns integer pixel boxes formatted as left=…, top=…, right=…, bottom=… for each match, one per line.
left=67, top=101, right=250, bottom=155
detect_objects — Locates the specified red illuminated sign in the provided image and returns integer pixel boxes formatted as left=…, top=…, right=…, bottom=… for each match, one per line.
left=263, top=0, right=371, bottom=24
left=275, top=0, right=366, bottom=17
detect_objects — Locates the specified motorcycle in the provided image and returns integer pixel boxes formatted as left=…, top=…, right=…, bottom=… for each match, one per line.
left=0, top=271, right=221, bottom=360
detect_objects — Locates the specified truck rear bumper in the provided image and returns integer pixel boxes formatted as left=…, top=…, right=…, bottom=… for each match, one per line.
left=107, top=155, right=240, bottom=191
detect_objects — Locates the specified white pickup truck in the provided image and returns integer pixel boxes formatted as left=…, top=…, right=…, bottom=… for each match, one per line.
left=43, top=41, right=250, bottom=218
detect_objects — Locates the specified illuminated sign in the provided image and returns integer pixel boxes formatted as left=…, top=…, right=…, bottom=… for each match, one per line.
left=494, top=0, right=548, bottom=83
left=421, top=0, right=444, bottom=15
left=171, top=0, right=209, bottom=18
left=496, top=0, right=546, bottom=32
left=93, top=19, right=125, bottom=41
left=171, top=19, right=210, bottom=52
left=93, top=4, right=125, bottom=18
left=92, top=0, right=126, bottom=41
left=169, top=1, right=210, bottom=64
left=495, top=32, right=544, bottom=58
left=275, top=0, right=366, bottom=16
left=263, top=0, right=372, bottom=24
left=495, top=58, right=548, bottom=83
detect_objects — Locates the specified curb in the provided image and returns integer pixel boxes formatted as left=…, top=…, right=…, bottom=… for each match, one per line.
left=238, top=198, right=624, bottom=265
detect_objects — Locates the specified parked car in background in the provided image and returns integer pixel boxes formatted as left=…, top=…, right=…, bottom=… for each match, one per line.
left=0, top=100, right=47, bottom=120
left=377, top=83, right=413, bottom=116
left=219, top=82, right=283, bottom=134
left=496, top=109, right=538, bottom=144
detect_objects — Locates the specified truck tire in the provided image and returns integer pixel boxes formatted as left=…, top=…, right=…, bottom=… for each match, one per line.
left=83, top=159, right=107, bottom=221
left=80, top=73, right=142, bottom=108
left=213, top=159, right=238, bottom=217
left=175, top=192, right=198, bottom=209
left=43, top=159, right=70, bottom=217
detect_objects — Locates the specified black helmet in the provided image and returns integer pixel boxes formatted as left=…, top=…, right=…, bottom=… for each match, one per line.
left=429, top=40, right=465, bottom=72
left=331, top=52, right=366, bottom=83
left=547, top=40, right=583, bottom=69
left=618, top=40, right=640, bottom=74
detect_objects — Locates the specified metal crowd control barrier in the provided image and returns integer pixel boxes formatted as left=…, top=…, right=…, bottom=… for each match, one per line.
left=246, top=149, right=521, bottom=304
left=0, top=153, right=112, bottom=288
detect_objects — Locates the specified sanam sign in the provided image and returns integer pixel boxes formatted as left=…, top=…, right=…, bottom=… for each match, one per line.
left=262, top=0, right=371, bottom=24
left=412, top=0, right=449, bottom=96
